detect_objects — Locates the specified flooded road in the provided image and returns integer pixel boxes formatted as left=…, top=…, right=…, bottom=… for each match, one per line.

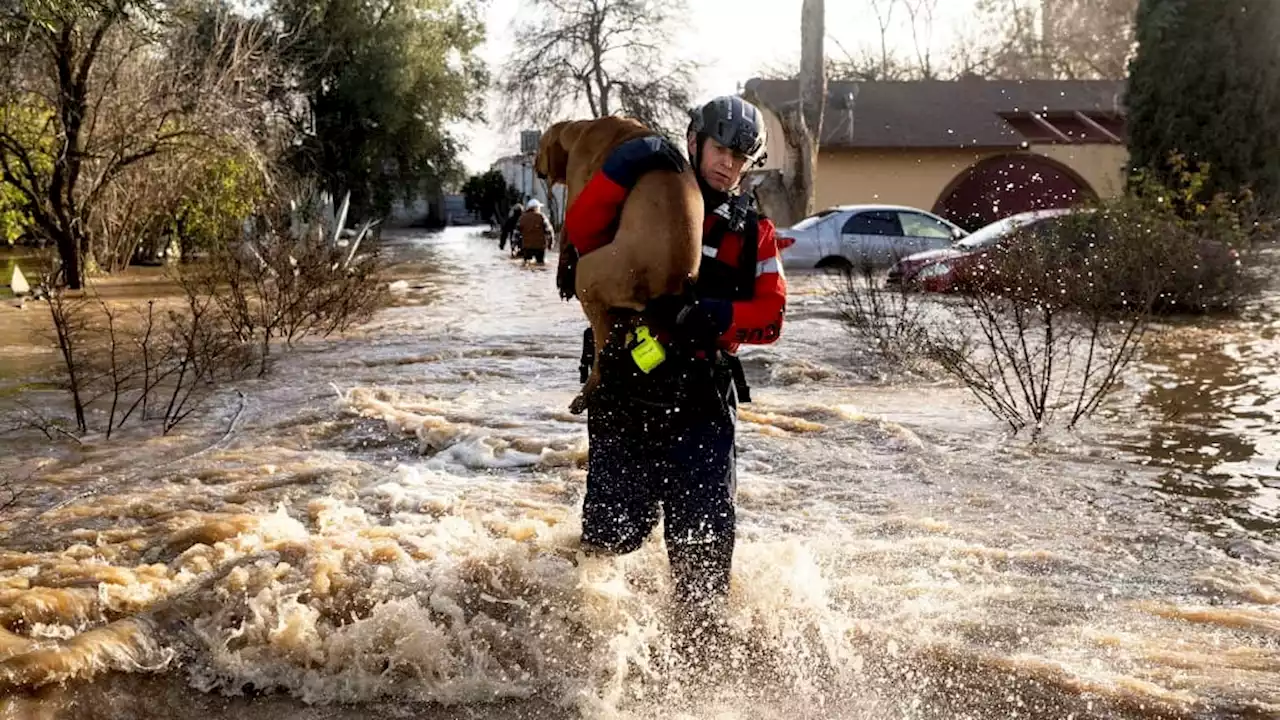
left=1, top=227, right=1278, bottom=719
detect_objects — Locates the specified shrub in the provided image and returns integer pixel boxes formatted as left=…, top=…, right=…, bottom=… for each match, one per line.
left=22, top=187, right=390, bottom=441
left=838, top=160, right=1274, bottom=434
left=176, top=188, right=390, bottom=376
left=832, top=262, right=933, bottom=367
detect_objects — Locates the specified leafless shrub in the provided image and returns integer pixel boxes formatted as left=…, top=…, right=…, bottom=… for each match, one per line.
left=921, top=210, right=1170, bottom=433
left=178, top=200, right=389, bottom=375
left=159, top=290, right=257, bottom=433
left=925, top=291, right=1148, bottom=434
left=833, top=262, right=932, bottom=366
left=41, top=280, right=257, bottom=438
left=45, top=280, right=95, bottom=434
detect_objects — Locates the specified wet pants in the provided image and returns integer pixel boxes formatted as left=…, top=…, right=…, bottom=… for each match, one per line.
left=581, top=351, right=737, bottom=607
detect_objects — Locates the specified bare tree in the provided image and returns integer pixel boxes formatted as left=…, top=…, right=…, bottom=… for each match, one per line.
left=902, top=0, right=940, bottom=78
left=869, top=0, right=897, bottom=80
left=499, top=0, right=699, bottom=136
left=955, top=0, right=1137, bottom=80
left=823, top=0, right=942, bottom=81
left=744, top=0, right=825, bottom=227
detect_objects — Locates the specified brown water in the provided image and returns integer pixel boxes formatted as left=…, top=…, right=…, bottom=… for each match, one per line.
left=0, top=228, right=1278, bottom=719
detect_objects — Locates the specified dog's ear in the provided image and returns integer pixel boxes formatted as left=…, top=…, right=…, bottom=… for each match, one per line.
left=535, top=121, right=577, bottom=184
left=556, top=120, right=588, bottom=152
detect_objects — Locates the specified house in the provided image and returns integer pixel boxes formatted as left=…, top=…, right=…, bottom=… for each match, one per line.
left=493, top=153, right=567, bottom=226
left=742, top=77, right=1129, bottom=231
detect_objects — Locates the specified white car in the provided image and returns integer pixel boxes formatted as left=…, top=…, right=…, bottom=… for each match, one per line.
left=775, top=205, right=967, bottom=271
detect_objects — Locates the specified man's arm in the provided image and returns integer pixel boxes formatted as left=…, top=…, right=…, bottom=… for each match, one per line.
left=563, top=172, right=628, bottom=255
left=722, top=218, right=786, bottom=346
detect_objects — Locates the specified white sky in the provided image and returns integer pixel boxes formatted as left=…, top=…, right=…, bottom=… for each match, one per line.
left=454, top=0, right=989, bottom=174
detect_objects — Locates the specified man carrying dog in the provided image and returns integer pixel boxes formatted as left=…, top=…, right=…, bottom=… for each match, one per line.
left=556, top=96, right=787, bottom=627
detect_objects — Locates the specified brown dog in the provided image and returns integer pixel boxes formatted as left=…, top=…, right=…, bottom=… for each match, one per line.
left=535, top=117, right=703, bottom=414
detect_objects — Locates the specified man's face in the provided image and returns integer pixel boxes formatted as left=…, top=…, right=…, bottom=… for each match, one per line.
left=688, top=135, right=748, bottom=192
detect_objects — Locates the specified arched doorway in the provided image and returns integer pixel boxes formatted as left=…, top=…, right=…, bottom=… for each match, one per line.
left=933, top=153, right=1097, bottom=232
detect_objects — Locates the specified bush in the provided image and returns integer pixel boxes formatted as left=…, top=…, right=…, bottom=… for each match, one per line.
left=41, top=279, right=257, bottom=438
left=177, top=189, right=389, bottom=376
left=833, top=263, right=932, bottom=367
left=838, top=160, right=1274, bottom=434
left=20, top=187, right=390, bottom=441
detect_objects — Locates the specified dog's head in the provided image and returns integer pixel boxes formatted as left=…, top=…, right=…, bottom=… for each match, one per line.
left=535, top=120, right=586, bottom=185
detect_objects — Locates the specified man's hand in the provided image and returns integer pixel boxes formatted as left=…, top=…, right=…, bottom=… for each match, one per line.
left=602, top=136, right=688, bottom=190
left=557, top=244, right=579, bottom=301
left=676, top=298, right=734, bottom=342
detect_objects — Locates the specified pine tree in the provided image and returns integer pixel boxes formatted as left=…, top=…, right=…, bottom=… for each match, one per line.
left=1126, top=0, right=1280, bottom=211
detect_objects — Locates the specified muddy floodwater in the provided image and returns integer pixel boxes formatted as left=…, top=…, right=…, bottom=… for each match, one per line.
left=0, top=228, right=1278, bottom=719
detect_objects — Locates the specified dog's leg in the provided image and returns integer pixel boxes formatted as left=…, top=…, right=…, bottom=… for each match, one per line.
left=570, top=304, right=611, bottom=415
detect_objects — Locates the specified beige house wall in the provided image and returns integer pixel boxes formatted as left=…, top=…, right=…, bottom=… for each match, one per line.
left=811, top=146, right=1130, bottom=213
left=812, top=148, right=1000, bottom=211
left=1029, top=144, right=1130, bottom=198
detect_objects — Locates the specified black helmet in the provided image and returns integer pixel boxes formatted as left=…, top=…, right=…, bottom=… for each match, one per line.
left=688, top=95, right=767, bottom=163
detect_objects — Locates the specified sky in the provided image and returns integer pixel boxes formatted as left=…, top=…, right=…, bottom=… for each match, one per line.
left=454, top=0, right=990, bottom=174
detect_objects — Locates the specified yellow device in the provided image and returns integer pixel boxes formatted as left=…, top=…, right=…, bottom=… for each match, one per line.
left=629, top=326, right=667, bottom=374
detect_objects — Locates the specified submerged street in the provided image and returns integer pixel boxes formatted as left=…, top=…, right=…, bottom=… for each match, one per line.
left=0, top=227, right=1278, bottom=719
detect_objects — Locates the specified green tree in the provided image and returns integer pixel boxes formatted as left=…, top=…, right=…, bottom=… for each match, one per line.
left=461, top=169, right=520, bottom=227
left=271, top=0, right=487, bottom=224
left=1126, top=0, right=1280, bottom=212
left=165, top=149, right=267, bottom=259
left=0, top=0, right=271, bottom=287
left=1, top=180, right=28, bottom=245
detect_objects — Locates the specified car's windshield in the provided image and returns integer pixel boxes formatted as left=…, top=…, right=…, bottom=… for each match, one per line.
left=955, top=213, right=1057, bottom=250
left=789, top=209, right=838, bottom=232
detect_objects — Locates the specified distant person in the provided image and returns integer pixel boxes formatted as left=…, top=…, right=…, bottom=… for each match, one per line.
left=518, top=199, right=554, bottom=265
left=499, top=204, right=522, bottom=251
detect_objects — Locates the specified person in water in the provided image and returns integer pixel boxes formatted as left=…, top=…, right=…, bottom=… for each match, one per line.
left=517, top=198, right=554, bottom=265
left=556, top=96, right=787, bottom=627
left=499, top=203, right=522, bottom=251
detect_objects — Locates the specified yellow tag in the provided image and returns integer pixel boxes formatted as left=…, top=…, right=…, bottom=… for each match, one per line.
left=630, top=326, right=666, bottom=374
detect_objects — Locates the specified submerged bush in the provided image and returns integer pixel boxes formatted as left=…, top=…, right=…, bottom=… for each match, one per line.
left=951, top=157, right=1270, bottom=316
left=837, top=159, right=1275, bottom=434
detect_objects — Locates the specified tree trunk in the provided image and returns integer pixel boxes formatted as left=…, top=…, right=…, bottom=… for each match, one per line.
left=789, top=0, right=826, bottom=222
left=590, top=0, right=610, bottom=116
left=55, top=229, right=84, bottom=290
left=745, top=0, right=826, bottom=227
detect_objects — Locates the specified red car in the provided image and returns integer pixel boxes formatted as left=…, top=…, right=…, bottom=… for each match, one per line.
left=888, top=209, right=1077, bottom=292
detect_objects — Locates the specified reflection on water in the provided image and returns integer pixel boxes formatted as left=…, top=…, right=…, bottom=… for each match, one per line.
left=1101, top=294, right=1280, bottom=539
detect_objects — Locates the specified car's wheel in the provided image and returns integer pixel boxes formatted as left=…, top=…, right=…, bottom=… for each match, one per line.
left=816, top=256, right=853, bottom=274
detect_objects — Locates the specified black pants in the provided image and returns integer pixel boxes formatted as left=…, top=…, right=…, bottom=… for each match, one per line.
left=581, top=346, right=737, bottom=607
left=522, top=248, right=545, bottom=264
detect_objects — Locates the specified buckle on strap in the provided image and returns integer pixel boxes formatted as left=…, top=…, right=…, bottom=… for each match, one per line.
left=723, top=354, right=752, bottom=403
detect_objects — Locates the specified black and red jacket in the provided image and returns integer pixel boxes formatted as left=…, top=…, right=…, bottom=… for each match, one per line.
left=564, top=172, right=786, bottom=355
